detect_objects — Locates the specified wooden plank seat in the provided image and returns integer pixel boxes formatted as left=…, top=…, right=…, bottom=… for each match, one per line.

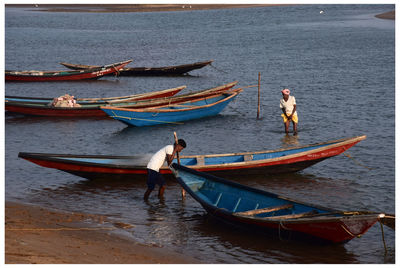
left=263, top=210, right=318, bottom=220
left=234, top=203, right=293, bottom=216
left=244, top=154, right=253, bottom=161
left=196, top=156, right=205, bottom=166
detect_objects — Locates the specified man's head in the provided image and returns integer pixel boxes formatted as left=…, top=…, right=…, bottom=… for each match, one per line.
left=281, top=88, right=290, bottom=96
left=175, top=139, right=187, bottom=152
left=281, top=88, right=290, bottom=100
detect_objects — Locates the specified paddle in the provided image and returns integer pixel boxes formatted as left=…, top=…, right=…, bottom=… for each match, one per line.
left=174, top=132, right=186, bottom=199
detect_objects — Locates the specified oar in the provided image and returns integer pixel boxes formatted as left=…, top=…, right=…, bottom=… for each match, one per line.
left=174, top=132, right=186, bottom=199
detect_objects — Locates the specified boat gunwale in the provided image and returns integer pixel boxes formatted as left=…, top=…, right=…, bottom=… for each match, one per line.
left=100, top=88, right=241, bottom=114
left=17, top=135, right=366, bottom=170
left=165, top=135, right=366, bottom=169
left=5, top=85, right=186, bottom=105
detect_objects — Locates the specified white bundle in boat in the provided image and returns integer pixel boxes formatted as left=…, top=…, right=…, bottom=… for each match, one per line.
left=50, top=94, right=81, bottom=107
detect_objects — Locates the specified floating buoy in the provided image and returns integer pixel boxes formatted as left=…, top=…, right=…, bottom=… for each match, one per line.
left=320, top=10, right=324, bottom=14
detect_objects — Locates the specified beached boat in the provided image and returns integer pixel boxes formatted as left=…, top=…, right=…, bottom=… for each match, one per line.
left=170, top=163, right=385, bottom=243
left=5, top=60, right=132, bottom=82
left=101, top=88, right=242, bottom=126
left=18, top=136, right=365, bottom=180
left=5, top=82, right=237, bottom=117
left=60, top=60, right=213, bottom=76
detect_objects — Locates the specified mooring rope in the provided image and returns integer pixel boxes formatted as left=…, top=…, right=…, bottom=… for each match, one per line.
left=209, top=63, right=229, bottom=74
left=112, top=65, right=120, bottom=77
left=343, top=153, right=373, bottom=170
left=110, top=110, right=183, bottom=125
left=340, top=224, right=361, bottom=238
left=379, top=219, right=388, bottom=254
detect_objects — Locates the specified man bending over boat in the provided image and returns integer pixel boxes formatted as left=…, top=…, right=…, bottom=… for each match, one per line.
left=144, top=139, right=187, bottom=200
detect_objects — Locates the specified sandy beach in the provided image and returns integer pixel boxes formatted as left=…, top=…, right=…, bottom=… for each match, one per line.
left=5, top=201, right=200, bottom=264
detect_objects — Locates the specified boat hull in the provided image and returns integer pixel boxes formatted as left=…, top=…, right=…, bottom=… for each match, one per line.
left=5, top=60, right=131, bottom=82
left=60, top=60, right=213, bottom=76
left=18, top=136, right=366, bottom=179
left=172, top=163, right=381, bottom=244
left=101, top=90, right=240, bottom=126
left=6, top=82, right=236, bottom=117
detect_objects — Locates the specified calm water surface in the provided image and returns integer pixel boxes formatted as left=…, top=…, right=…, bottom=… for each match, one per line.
left=5, top=5, right=395, bottom=263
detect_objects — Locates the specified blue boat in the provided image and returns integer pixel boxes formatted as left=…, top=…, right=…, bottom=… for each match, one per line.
left=171, top=163, right=386, bottom=244
left=100, top=88, right=242, bottom=126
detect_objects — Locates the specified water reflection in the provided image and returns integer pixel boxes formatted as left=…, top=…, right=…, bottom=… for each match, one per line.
left=184, top=213, right=358, bottom=263
left=281, top=133, right=300, bottom=147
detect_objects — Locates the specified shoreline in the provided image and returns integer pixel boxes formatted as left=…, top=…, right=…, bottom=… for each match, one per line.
left=5, top=4, right=394, bottom=21
left=5, top=4, right=284, bottom=13
left=5, top=201, right=200, bottom=264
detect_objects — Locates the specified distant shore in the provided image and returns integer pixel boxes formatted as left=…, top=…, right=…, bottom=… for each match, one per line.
left=5, top=4, right=284, bottom=13
left=6, top=4, right=394, bottom=21
left=375, top=10, right=395, bottom=20
left=5, top=201, right=199, bottom=264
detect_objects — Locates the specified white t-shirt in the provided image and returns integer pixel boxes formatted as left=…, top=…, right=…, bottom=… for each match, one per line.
left=280, top=96, right=297, bottom=115
left=147, top=145, right=174, bottom=172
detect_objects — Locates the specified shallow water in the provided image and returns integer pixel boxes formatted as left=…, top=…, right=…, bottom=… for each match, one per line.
left=5, top=4, right=395, bottom=263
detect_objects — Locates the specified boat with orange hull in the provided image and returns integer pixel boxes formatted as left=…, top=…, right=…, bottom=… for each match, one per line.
left=18, top=136, right=366, bottom=179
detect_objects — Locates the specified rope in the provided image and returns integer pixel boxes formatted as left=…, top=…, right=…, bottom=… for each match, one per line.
left=209, top=63, right=229, bottom=74
left=112, top=65, right=120, bottom=77
left=379, top=219, right=388, bottom=254
left=278, top=220, right=292, bottom=241
left=343, top=153, right=373, bottom=170
left=110, top=110, right=184, bottom=125
left=340, top=224, right=361, bottom=238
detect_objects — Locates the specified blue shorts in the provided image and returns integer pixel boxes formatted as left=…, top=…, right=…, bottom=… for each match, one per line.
left=147, top=169, right=165, bottom=190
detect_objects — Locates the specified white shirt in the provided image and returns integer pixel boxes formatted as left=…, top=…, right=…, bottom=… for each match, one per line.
left=147, top=145, right=174, bottom=172
left=280, top=96, right=297, bottom=115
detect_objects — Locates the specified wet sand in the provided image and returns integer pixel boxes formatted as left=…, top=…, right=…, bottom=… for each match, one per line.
left=5, top=201, right=200, bottom=264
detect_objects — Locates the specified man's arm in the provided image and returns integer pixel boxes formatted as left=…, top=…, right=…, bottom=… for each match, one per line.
left=166, top=146, right=179, bottom=166
left=281, top=108, right=288, bottom=119
left=289, top=104, right=296, bottom=118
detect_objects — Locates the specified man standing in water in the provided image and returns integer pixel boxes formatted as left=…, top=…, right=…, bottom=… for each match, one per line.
left=280, top=88, right=298, bottom=135
left=144, top=139, right=187, bottom=200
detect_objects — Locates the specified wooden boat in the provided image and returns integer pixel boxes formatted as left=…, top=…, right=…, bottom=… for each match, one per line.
left=5, top=85, right=185, bottom=105
left=5, top=60, right=132, bottom=82
left=5, top=86, right=186, bottom=117
left=170, top=163, right=385, bottom=244
left=5, top=82, right=237, bottom=117
left=18, top=136, right=365, bottom=180
left=60, top=60, right=213, bottom=76
left=101, top=88, right=242, bottom=126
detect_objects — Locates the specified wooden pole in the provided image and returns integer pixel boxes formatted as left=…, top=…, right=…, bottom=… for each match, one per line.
left=257, top=72, right=261, bottom=119
left=173, top=132, right=180, bottom=164
left=173, top=131, right=185, bottom=199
